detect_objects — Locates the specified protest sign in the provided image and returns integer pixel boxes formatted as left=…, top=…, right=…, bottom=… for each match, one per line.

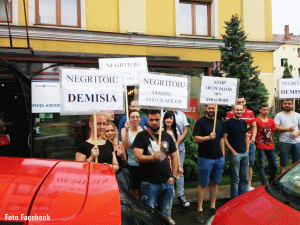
left=138, top=72, right=190, bottom=152
left=199, top=76, right=239, bottom=106
left=60, top=68, right=124, bottom=115
left=98, top=57, right=148, bottom=85
left=200, top=76, right=239, bottom=132
left=279, top=78, right=300, bottom=99
left=32, top=81, right=60, bottom=113
left=138, top=72, right=190, bottom=111
left=278, top=78, right=300, bottom=126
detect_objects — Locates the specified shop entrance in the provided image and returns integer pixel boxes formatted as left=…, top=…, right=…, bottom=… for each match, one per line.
left=0, top=62, right=30, bottom=157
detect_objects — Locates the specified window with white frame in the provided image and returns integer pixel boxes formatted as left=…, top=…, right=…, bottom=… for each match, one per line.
left=0, top=0, right=12, bottom=22
left=179, top=1, right=211, bottom=36
left=35, top=0, right=81, bottom=27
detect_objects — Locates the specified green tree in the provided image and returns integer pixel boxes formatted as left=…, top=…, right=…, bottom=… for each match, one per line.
left=282, top=61, right=293, bottom=78
left=213, top=15, right=269, bottom=118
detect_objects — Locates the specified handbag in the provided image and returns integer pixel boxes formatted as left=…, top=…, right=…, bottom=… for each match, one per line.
left=0, top=134, right=10, bottom=146
left=116, top=167, right=133, bottom=191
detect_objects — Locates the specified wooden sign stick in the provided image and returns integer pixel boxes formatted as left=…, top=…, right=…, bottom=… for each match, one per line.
left=157, top=109, right=164, bottom=152
left=293, top=98, right=296, bottom=126
left=125, top=85, right=129, bottom=121
left=93, top=111, right=98, bottom=163
left=213, top=104, right=218, bottom=133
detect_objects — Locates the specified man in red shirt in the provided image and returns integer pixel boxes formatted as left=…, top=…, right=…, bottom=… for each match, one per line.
left=226, top=96, right=255, bottom=191
left=251, top=102, right=278, bottom=185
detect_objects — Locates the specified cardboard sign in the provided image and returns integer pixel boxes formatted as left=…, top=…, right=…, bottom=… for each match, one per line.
left=279, top=78, right=300, bottom=99
left=60, top=68, right=124, bottom=115
left=32, top=81, right=60, bottom=113
left=98, top=57, right=148, bottom=85
left=200, top=76, right=239, bottom=105
left=138, top=72, right=189, bottom=110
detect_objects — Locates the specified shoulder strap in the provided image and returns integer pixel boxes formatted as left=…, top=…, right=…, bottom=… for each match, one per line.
left=146, top=129, right=168, bottom=157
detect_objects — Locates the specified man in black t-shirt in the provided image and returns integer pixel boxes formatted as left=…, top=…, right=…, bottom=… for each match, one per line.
left=133, top=110, right=178, bottom=224
left=223, top=104, right=250, bottom=199
left=193, top=104, right=225, bottom=222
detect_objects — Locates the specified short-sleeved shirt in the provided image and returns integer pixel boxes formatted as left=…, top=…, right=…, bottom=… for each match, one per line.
left=253, top=117, right=276, bottom=150
left=77, top=141, right=114, bottom=164
left=193, top=116, right=223, bottom=159
left=132, top=130, right=177, bottom=184
left=223, top=118, right=248, bottom=153
left=226, top=107, right=255, bottom=139
left=118, top=114, right=148, bottom=140
left=274, top=111, right=300, bottom=143
left=163, top=111, right=189, bottom=152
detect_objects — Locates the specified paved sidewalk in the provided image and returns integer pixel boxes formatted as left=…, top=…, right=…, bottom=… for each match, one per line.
left=173, top=182, right=261, bottom=204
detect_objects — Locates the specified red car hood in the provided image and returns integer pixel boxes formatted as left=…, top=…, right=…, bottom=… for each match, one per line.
left=0, top=157, right=120, bottom=224
left=213, top=186, right=300, bottom=225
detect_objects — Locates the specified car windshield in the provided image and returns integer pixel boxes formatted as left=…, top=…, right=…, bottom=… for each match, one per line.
left=278, top=161, right=300, bottom=199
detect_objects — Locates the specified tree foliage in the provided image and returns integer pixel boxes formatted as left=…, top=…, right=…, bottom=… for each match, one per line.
left=213, top=15, right=269, bottom=118
left=282, top=61, right=293, bottom=78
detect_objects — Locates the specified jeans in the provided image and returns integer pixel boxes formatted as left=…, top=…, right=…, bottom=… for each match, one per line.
left=140, top=181, right=174, bottom=219
left=176, top=150, right=185, bottom=197
left=249, top=143, right=255, bottom=165
left=279, top=142, right=300, bottom=166
left=257, top=148, right=278, bottom=185
left=230, top=152, right=249, bottom=199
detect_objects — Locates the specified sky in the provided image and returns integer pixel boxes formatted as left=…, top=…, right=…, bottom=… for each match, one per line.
left=272, top=0, right=300, bottom=35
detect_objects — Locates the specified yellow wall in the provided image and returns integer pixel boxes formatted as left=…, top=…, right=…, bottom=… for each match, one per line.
left=85, top=0, right=119, bottom=32
left=146, top=0, right=175, bottom=36
left=264, top=0, right=273, bottom=41
left=251, top=51, right=274, bottom=72
left=218, top=0, right=242, bottom=38
left=119, top=0, right=147, bottom=34
left=243, top=0, right=265, bottom=41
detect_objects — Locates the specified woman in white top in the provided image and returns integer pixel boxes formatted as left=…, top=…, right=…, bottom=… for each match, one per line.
left=121, top=109, right=143, bottom=198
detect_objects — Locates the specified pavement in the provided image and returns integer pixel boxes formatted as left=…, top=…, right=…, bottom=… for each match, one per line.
left=173, top=182, right=262, bottom=205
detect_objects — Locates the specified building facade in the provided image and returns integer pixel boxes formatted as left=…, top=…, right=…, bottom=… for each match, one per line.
left=0, top=0, right=280, bottom=159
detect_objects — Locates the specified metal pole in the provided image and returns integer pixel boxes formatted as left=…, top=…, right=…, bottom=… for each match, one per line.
left=4, top=0, right=13, bottom=47
left=23, top=0, right=33, bottom=54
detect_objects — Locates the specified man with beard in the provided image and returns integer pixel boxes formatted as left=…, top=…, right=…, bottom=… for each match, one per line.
left=193, top=104, right=225, bottom=222
left=224, top=104, right=250, bottom=199
left=133, top=110, right=178, bottom=224
left=274, top=99, right=300, bottom=174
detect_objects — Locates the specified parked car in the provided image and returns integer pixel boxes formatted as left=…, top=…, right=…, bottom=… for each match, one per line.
left=33, top=123, right=84, bottom=160
left=207, top=160, right=300, bottom=225
left=0, top=157, right=170, bottom=224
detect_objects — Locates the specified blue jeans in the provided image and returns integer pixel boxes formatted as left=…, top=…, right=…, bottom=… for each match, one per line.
left=197, top=156, right=225, bottom=187
left=230, top=152, right=249, bottom=199
left=249, top=143, right=255, bottom=165
left=279, top=142, right=300, bottom=166
left=176, top=150, right=185, bottom=197
left=140, top=181, right=174, bottom=219
left=257, top=148, right=278, bottom=185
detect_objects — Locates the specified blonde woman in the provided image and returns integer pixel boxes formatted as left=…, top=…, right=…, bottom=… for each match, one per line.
left=76, top=114, right=119, bottom=173
left=105, top=121, right=127, bottom=167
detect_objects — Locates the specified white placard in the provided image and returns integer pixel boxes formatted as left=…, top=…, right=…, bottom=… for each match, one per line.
left=98, top=57, right=148, bottom=85
left=200, top=76, right=239, bottom=105
left=60, top=68, right=124, bottom=115
left=32, top=81, right=60, bottom=113
left=138, top=72, right=189, bottom=110
left=279, top=78, right=300, bottom=99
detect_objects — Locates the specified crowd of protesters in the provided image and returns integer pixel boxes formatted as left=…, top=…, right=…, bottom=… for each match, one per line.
left=74, top=97, right=300, bottom=224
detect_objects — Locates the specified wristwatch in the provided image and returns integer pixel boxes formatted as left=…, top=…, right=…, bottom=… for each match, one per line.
left=251, top=138, right=255, bottom=143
